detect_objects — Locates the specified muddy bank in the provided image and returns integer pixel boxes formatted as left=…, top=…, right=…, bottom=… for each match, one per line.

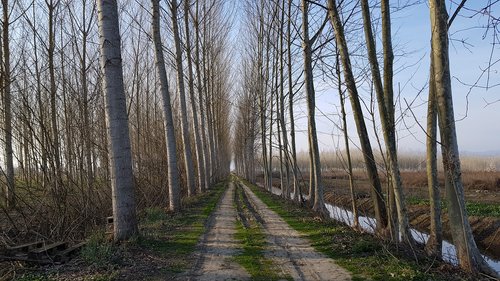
left=324, top=192, right=500, bottom=260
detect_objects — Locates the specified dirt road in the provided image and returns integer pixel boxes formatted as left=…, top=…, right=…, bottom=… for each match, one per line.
left=185, top=181, right=351, bottom=281
left=186, top=183, right=251, bottom=281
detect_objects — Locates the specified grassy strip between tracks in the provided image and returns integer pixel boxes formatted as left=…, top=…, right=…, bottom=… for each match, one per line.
left=239, top=178, right=478, bottom=281
left=232, top=183, right=292, bottom=281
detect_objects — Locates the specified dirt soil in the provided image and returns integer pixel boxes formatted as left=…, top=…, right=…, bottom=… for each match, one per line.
left=180, top=182, right=251, bottom=281
left=241, top=183, right=351, bottom=281
left=183, top=181, right=351, bottom=281
left=326, top=193, right=500, bottom=260
left=256, top=170, right=500, bottom=260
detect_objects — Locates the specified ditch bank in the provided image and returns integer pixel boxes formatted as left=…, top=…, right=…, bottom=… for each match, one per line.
left=325, top=193, right=500, bottom=261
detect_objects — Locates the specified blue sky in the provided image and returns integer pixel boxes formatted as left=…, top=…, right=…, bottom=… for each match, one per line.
left=290, top=1, right=500, bottom=154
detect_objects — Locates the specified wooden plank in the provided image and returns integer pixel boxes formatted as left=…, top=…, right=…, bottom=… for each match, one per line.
left=54, top=242, right=86, bottom=262
left=0, top=254, right=52, bottom=265
left=6, top=241, right=44, bottom=255
left=28, top=241, right=67, bottom=260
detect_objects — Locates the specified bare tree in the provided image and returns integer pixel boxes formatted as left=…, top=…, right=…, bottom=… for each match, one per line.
left=47, top=0, right=63, bottom=200
left=193, top=0, right=210, bottom=189
left=1, top=0, right=14, bottom=208
left=301, top=0, right=325, bottom=213
left=359, top=0, right=413, bottom=244
left=97, top=0, right=138, bottom=241
left=425, top=49, right=442, bottom=257
left=335, top=51, right=359, bottom=229
left=170, top=0, right=196, bottom=196
left=429, top=0, right=496, bottom=275
left=184, top=0, right=205, bottom=193
left=327, top=0, right=388, bottom=232
left=151, top=0, right=181, bottom=211
left=287, top=0, right=300, bottom=203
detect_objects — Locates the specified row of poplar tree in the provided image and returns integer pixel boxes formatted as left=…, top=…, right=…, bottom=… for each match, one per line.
left=1, top=0, right=231, bottom=245
left=232, top=0, right=497, bottom=276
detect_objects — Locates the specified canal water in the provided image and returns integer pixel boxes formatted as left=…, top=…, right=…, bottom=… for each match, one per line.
left=264, top=185, right=500, bottom=274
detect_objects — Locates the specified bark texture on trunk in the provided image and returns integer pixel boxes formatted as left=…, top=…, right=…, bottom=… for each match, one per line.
left=287, top=0, right=300, bottom=203
left=360, top=0, right=413, bottom=244
left=336, top=52, right=359, bottom=228
left=2, top=0, right=14, bottom=208
left=151, top=0, right=181, bottom=212
left=48, top=0, right=63, bottom=199
left=171, top=0, right=196, bottom=196
left=301, top=0, right=324, bottom=213
left=97, top=0, right=138, bottom=241
left=425, top=50, right=442, bottom=257
left=194, top=0, right=210, bottom=190
left=184, top=0, right=205, bottom=193
left=327, top=0, right=388, bottom=231
left=429, top=0, right=496, bottom=275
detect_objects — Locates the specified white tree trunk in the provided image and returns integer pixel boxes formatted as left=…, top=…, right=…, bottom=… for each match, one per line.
left=287, top=0, right=300, bottom=202
left=301, top=0, right=324, bottom=213
left=171, top=0, right=196, bottom=196
left=2, top=0, right=14, bottom=208
left=97, top=0, right=138, bottom=241
left=151, top=0, right=181, bottom=211
left=425, top=50, right=442, bottom=257
left=194, top=1, right=210, bottom=190
left=184, top=0, right=205, bottom=193
left=360, top=0, right=413, bottom=244
left=327, top=0, right=388, bottom=231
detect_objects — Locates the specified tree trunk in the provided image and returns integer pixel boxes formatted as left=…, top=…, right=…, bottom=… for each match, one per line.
left=327, top=0, right=388, bottom=231
left=287, top=0, right=300, bottom=203
left=171, top=0, right=196, bottom=196
left=184, top=0, right=205, bottom=193
left=80, top=2, right=94, bottom=192
left=97, top=0, right=138, bottom=241
left=425, top=50, right=442, bottom=257
left=1, top=0, right=14, bottom=208
left=360, top=0, right=413, bottom=244
left=429, top=0, right=496, bottom=275
left=336, top=52, right=359, bottom=229
left=47, top=0, right=63, bottom=200
left=278, top=0, right=290, bottom=199
left=151, top=0, right=181, bottom=211
left=194, top=0, right=210, bottom=189
left=301, top=0, right=324, bottom=213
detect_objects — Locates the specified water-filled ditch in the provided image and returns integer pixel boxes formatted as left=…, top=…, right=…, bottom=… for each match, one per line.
left=265, top=185, right=500, bottom=274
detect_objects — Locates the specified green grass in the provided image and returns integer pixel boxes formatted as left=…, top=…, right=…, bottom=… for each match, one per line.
left=20, top=182, right=228, bottom=281
left=406, top=197, right=431, bottom=206
left=15, top=274, right=55, bottom=281
left=80, top=231, right=116, bottom=266
left=406, top=197, right=500, bottom=217
left=137, top=181, right=227, bottom=272
left=240, top=178, right=469, bottom=281
left=233, top=184, right=291, bottom=281
left=465, top=201, right=500, bottom=217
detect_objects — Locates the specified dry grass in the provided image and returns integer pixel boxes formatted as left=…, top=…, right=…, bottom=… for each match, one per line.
left=292, top=150, right=500, bottom=173
left=400, top=170, right=500, bottom=192
left=263, top=150, right=500, bottom=205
